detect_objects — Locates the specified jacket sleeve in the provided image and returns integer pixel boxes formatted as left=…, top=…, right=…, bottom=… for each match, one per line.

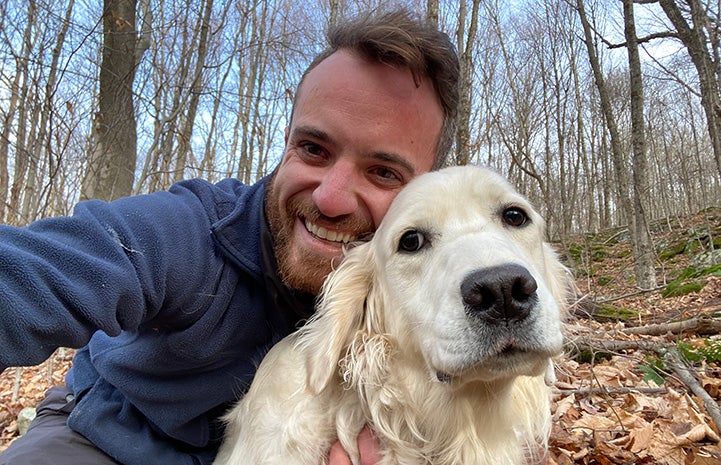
left=0, top=181, right=230, bottom=370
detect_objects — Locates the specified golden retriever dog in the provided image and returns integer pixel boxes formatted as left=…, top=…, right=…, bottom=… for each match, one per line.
left=214, top=165, right=570, bottom=465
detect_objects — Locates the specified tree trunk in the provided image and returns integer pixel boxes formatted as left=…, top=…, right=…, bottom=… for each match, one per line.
left=426, top=0, right=439, bottom=25
left=174, top=0, right=214, bottom=184
left=623, top=0, right=657, bottom=289
left=454, top=0, right=480, bottom=166
left=575, top=0, right=639, bottom=282
left=0, top=1, right=38, bottom=224
left=81, top=0, right=140, bottom=201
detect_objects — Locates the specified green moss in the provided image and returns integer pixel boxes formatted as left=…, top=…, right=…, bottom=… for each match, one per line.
left=658, top=241, right=687, bottom=261
left=679, top=263, right=721, bottom=280
left=662, top=281, right=705, bottom=298
left=616, top=248, right=632, bottom=259
left=662, top=263, right=720, bottom=298
left=594, top=303, right=639, bottom=321
left=567, top=243, right=585, bottom=263
left=591, top=245, right=607, bottom=262
left=597, top=276, right=613, bottom=286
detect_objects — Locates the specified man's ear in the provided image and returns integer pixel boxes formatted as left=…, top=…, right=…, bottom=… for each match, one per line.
left=284, top=126, right=289, bottom=144
left=296, top=243, right=375, bottom=394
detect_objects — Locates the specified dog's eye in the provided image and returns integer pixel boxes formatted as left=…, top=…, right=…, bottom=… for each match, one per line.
left=502, top=207, right=528, bottom=227
left=398, top=230, right=426, bottom=252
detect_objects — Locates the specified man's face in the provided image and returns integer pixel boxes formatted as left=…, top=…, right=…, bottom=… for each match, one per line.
left=266, top=50, right=444, bottom=294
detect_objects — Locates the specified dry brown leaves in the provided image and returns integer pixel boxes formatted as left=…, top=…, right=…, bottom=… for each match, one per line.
left=549, top=339, right=721, bottom=464
left=0, top=349, right=74, bottom=452
left=546, top=209, right=721, bottom=464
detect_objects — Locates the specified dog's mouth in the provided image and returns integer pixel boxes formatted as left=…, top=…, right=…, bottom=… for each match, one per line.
left=495, top=340, right=527, bottom=357
left=434, top=341, right=546, bottom=384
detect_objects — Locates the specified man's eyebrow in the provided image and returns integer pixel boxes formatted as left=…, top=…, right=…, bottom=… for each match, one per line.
left=291, top=126, right=330, bottom=143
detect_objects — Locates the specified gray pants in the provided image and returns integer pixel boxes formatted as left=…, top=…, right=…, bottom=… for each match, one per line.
left=0, top=386, right=120, bottom=465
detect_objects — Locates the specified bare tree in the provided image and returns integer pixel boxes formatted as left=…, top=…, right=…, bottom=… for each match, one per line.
left=1, top=0, right=719, bottom=243
left=81, top=0, right=147, bottom=201
left=623, top=0, right=657, bottom=289
left=174, top=0, right=214, bottom=184
left=455, top=0, right=480, bottom=165
left=576, top=0, right=648, bottom=285
left=0, top=1, right=38, bottom=223
left=657, top=0, right=721, bottom=180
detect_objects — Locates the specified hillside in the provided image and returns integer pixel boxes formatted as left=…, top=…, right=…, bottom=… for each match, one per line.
left=548, top=208, right=721, bottom=464
left=1, top=209, right=720, bottom=463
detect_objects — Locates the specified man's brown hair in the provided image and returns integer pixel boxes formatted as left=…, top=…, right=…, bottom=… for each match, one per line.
left=292, top=9, right=460, bottom=169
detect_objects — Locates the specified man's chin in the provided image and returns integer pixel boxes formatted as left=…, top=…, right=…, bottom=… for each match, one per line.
left=278, top=254, right=333, bottom=295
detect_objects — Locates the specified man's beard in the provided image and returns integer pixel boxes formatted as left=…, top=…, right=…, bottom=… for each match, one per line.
left=265, top=178, right=372, bottom=295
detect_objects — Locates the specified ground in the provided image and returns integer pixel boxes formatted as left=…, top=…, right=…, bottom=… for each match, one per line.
left=1, top=210, right=720, bottom=463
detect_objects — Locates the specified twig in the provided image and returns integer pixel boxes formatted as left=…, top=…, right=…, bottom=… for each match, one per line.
left=594, top=286, right=665, bottom=304
left=12, top=367, right=22, bottom=402
left=662, top=347, right=721, bottom=432
left=566, top=336, right=668, bottom=354
left=553, top=386, right=668, bottom=396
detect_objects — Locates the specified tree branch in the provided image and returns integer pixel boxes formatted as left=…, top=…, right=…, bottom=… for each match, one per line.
left=663, top=348, right=721, bottom=432
left=620, top=316, right=721, bottom=336
left=554, top=386, right=669, bottom=396
left=608, top=31, right=680, bottom=49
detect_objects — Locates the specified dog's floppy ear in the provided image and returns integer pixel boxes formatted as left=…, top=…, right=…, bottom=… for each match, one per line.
left=297, top=242, right=376, bottom=394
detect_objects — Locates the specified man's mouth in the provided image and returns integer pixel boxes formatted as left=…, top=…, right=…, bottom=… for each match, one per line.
left=304, top=219, right=356, bottom=244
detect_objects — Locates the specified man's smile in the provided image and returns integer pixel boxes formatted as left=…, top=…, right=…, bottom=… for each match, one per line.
left=303, top=218, right=357, bottom=244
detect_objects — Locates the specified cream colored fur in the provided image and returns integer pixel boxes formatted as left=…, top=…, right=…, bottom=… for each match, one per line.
left=214, top=166, right=571, bottom=465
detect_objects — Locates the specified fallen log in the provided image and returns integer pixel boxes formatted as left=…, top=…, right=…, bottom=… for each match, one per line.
left=620, top=316, right=721, bottom=337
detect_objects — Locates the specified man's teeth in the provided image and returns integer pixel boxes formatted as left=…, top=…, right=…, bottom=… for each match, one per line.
left=305, top=220, right=355, bottom=244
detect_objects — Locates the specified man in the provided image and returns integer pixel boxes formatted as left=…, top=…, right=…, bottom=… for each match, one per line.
left=0, top=9, right=459, bottom=465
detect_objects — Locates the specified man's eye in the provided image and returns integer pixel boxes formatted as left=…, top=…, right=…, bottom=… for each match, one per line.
left=398, top=230, right=426, bottom=252
left=502, top=207, right=529, bottom=227
left=301, top=143, right=323, bottom=156
left=369, top=166, right=403, bottom=187
left=296, top=143, right=329, bottom=165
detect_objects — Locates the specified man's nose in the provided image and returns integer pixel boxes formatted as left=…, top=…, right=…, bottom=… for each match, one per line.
left=311, top=161, right=360, bottom=218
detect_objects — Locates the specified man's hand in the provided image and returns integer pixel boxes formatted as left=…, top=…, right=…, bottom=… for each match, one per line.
left=328, top=427, right=381, bottom=465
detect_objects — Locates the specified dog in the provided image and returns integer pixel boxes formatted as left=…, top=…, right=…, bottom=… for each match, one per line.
left=214, top=165, right=570, bottom=465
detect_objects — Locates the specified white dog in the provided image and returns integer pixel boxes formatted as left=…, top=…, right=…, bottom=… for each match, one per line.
left=214, top=166, right=570, bottom=465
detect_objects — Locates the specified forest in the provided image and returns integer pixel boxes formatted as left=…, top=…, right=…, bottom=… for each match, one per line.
left=1, top=0, right=721, bottom=463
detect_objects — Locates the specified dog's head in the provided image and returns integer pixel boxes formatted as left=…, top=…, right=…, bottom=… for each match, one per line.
left=299, top=165, right=570, bottom=393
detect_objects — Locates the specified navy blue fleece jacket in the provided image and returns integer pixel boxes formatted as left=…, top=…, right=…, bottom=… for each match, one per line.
left=0, top=177, right=311, bottom=464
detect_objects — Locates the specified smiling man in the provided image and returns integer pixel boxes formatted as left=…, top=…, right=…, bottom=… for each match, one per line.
left=267, top=48, right=445, bottom=295
left=0, top=9, right=459, bottom=465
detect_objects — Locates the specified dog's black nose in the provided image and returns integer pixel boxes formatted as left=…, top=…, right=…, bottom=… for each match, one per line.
left=461, top=264, right=538, bottom=323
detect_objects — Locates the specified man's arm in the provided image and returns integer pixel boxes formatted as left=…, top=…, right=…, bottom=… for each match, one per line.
left=0, top=183, right=222, bottom=369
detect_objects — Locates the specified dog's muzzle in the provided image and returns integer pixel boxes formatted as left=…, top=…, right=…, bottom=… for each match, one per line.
left=461, top=264, right=538, bottom=324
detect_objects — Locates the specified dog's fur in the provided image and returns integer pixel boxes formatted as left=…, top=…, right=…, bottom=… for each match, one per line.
left=214, top=166, right=570, bottom=465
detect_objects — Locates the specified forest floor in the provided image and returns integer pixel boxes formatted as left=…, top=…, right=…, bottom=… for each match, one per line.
left=1, top=209, right=720, bottom=464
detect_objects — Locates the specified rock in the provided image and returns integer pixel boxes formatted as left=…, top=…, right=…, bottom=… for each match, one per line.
left=692, top=249, right=721, bottom=269
left=17, top=407, right=36, bottom=436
